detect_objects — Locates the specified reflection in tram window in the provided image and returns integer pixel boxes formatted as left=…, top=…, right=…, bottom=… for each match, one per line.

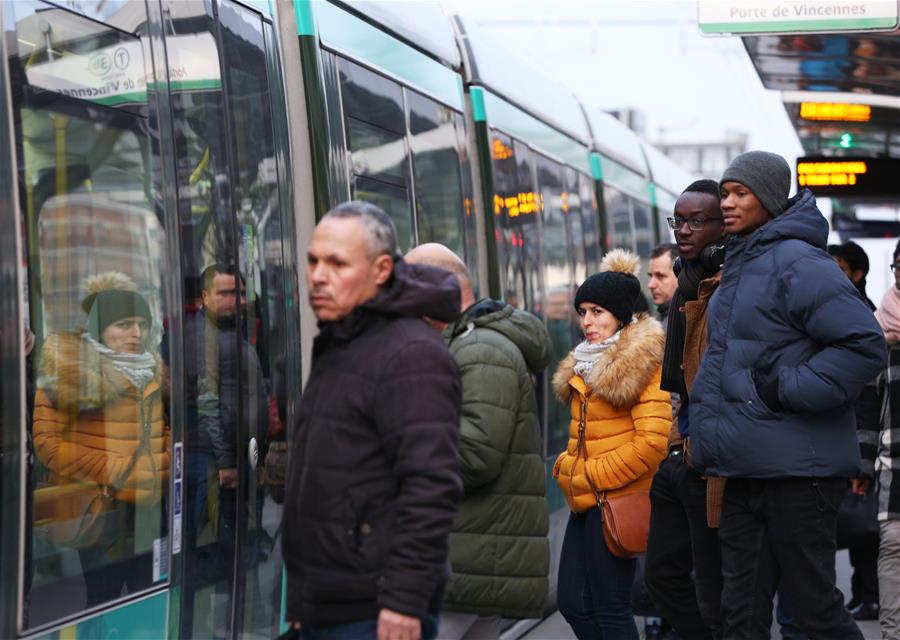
left=5, top=1, right=169, bottom=627
left=605, top=185, right=636, bottom=254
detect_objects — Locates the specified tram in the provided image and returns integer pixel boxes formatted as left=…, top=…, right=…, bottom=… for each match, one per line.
left=0, top=1, right=689, bottom=638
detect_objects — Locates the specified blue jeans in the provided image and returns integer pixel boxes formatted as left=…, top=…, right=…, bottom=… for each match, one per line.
left=558, top=509, right=639, bottom=639
left=300, top=615, right=438, bottom=640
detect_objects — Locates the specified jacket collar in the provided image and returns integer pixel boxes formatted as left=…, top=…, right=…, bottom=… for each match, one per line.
left=552, top=313, right=665, bottom=409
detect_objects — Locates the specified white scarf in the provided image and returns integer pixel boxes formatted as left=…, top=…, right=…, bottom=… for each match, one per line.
left=88, top=335, right=157, bottom=392
left=573, top=321, right=630, bottom=379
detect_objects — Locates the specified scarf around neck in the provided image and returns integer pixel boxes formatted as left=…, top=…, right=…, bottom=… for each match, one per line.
left=660, top=258, right=719, bottom=396
left=88, top=334, right=157, bottom=392
left=876, top=285, right=900, bottom=345
left=573, top=318, right=634, bottom=379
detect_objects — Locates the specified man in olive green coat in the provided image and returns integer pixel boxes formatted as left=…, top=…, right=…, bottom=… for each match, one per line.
left=406, top=244, right=551, bottom=640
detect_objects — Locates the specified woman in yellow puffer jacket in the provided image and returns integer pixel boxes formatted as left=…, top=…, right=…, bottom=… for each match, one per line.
left=33, top=271, right=169, bottom=606
left=552, top=249, right=670, bottom=639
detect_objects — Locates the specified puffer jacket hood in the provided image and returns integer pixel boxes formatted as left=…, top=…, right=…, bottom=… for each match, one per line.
left=440, top=299, right=551, bottom=619
left=743, top=189, right=827, bottom=258
left=362, top=258, right=461, bottom=322
left=447, top=300, right=551, bottom=374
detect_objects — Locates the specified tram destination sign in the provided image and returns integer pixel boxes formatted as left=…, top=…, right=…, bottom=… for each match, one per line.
left=796, top=156, right=900, bottom=198
left=699, top=1, right=899, bottom=35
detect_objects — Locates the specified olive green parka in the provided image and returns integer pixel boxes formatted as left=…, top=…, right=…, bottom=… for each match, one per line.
left=441, top=299, right=551, bottom=619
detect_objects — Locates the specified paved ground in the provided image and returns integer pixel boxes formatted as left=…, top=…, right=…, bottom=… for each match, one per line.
left=517, top=550, right=881, bottom=640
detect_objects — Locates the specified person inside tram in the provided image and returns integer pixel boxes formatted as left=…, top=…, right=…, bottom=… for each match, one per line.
left=688, top=150, right=886, bottom=639
left=552, top=248, right=670, bottom=640
left=32, top=271, right=169, bottom=606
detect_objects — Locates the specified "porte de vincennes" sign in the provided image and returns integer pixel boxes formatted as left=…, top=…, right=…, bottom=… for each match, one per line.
left=698, top=1, right=899, bottom=35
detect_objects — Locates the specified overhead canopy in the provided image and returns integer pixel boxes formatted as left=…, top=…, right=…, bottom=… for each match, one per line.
left=742, top=32, right=900, bottom=157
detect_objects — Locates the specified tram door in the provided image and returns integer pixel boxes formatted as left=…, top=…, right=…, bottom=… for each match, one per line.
left=3, top=0, right=294, bottom=637
left=162, top=1, right=295, bottom=638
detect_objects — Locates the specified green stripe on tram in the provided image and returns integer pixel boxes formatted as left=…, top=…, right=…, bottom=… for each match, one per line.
left=294, top=0, right=316, bottom=37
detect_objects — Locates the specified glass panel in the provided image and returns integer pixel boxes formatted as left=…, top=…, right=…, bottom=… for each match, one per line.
left=633, top=200, right=654, bottom=260
left=159, top=1, right=237, bottom=637
left=7, top=1, right=170, bottom=627
left=453, top=112, right=479, bottom=294
left=580, top=173, right=601, bottom=277
left=408, top=90, right=466, bottom=259
left=353, top=176, right=413, bottom=254
left=538, top=156, right=571, bottom=459
left=319, top=51, right=351, bottom=206
left=338, top=57, right=404, bottom=136
left=12, top=2, right=148, bottom=115
left=604, top=185, right=635, bottom=254
left=346, top=117, right=406, bottom=187
left=218, top=3, right=290, bottom=636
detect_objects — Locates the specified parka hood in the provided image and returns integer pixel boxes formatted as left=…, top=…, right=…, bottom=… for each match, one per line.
left=361, top=258, right=461, bottom=322
left=447, top=300, right=551, bottom=373
left=745, top=188, right=828, bottom=256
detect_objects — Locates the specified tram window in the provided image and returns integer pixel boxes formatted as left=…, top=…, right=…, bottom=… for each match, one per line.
left=353, top=176, right=414, bottom=253
left=346, top=117, right=408, bottom=187
left=633, top=200, right=653, bottom=259
left=604, top=185, right=636, bottom=254
left=407, top=90, right=466, bottom=259
left=7, top=2, right=169, bottom=627
left=453, top=112, right=479, bottom=293
left=338, top=58, right=405, bottom=136
left=539, top=157, right=573, bottom=458
left=579, top=174, right=601, bottom=276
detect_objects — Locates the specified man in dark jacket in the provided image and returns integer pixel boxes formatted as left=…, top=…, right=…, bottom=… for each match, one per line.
left=645, top=179, right=725, bottom=640
left=406, top=243, right=551, bottom=639
left=648, top=243, right=678, bottom=332
left=690, top=151, right=887, bottom=639
left=284, top=202, right=462, bottom=640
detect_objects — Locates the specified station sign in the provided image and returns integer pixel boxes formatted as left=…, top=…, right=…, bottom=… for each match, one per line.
left=699, top=1, right=899, bottom=35
left=796, top=156, right=900, bottom=197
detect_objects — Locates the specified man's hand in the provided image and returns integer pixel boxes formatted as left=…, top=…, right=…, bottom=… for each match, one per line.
left=376, top=608, right=420, bottom=640
left=218, top=467, right=238, bottom=489
left=850, top=477, right=870, bottom=496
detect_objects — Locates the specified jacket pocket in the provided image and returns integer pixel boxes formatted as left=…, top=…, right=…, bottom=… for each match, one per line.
left=729, top=369, right=776, bottom=419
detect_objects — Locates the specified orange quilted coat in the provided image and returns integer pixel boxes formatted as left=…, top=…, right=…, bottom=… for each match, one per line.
left=33, top=331, right=169, bottom=507
left=552, top=314, right=670, bottom=513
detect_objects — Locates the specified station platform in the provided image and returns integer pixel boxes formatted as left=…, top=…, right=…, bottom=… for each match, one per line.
left=517, top=550, right=882, bottom=640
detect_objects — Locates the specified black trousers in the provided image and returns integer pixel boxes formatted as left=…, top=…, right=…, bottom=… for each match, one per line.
left=645, top=457, right=723, bottom=640
left=719, top=477, right=863, bottom=640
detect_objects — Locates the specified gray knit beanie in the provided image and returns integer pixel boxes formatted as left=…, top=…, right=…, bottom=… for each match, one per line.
left=719, top=150, right=791, bottom=217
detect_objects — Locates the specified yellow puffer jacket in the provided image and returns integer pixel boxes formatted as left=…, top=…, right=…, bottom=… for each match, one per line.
left=33, top=331, right=169, bottom=509
left=552, top=314, right=670, bottom=513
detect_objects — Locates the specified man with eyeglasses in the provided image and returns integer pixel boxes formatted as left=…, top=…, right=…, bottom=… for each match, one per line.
left=644, top=179, right=727, bottom=640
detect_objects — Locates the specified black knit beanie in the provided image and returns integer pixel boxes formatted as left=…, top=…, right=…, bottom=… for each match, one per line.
left=83, top=289, right=152, bottom=340
left=719, top=150, right=791, bottom=217
left=573, top=249, right=642, bottom=325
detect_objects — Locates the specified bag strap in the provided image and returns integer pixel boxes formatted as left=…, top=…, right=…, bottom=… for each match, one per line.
left=573, top=396, right=606, bottom=513
left=105, top=393, right=154, bottom=497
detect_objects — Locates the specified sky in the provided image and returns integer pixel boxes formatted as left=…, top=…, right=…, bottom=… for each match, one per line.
left=441, top=0, right=804, bottom=164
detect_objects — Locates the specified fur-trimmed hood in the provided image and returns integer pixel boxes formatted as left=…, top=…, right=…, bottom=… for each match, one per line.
left=553, top=313, right=665, bottom=409
left=37, top=330, right=162, bottom=414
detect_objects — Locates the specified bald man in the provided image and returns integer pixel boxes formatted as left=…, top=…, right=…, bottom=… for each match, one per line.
left=406, top=244, right=552, bottom=639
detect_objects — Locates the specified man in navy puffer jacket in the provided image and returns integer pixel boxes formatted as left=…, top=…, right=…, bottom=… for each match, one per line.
left=689, top=151, right=887, bottom=639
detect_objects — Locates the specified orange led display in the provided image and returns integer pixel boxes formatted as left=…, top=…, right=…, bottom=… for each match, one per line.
left=799, top=102, right=872, bottom=122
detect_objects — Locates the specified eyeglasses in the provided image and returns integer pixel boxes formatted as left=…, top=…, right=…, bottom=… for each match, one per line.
left=666, top=216, right=723, bottom=231
left=890, top=264, right=900, bottom=273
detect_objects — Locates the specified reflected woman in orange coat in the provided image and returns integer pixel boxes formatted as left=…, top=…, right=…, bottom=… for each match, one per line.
left=552, top=249, right=670, bottom=639
left=33, top=271, right=169, bottom=606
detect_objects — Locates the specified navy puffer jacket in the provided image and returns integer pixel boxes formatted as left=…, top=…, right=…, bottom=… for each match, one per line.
left=690, top=189, right=886, bottom=478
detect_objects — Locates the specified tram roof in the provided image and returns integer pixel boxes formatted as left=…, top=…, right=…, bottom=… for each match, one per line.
left=741, top=31, right=900, bottom=158
left=640, top=140, right=693, bottom=198
left=332, top=1, right=462, bottom=69
left=452, top=16, right=592, bottom=146
left=580, top=105, right=649, bottom=177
